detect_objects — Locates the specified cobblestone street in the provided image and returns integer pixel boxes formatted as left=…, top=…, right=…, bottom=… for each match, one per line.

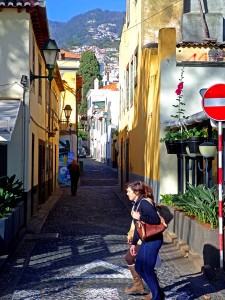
left=0, top=158, right=225, bottom=299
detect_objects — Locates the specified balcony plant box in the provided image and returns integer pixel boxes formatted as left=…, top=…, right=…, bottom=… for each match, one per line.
left=165, top=140, right=178, bottom=154
left=187, top=136, right=205, bottom=154
left=174, top=140, right=187, bottom=155
left=0, top=175, right=24, bottom=255
left=167, top=206, right=221, bottom=269
left=161, top=184, right=224, bottom=269
left=162, top=130, right=188, bottom=155
left=0, top=212, right=13, bottom=254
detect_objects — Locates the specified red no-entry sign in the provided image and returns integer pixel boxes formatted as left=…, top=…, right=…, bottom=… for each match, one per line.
left=202, top=84, right=225, bottom=121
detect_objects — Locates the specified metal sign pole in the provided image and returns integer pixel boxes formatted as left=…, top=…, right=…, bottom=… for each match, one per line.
left=218, top=121, right=224, bottom=268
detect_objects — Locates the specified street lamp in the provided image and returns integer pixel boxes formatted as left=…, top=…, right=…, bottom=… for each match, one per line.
left=63, top=104, right=72, bottom=126
left=30, top=39, right=59, bottom=84
left=58, top=104, right=72, bottom=126
left=199, top=142, right=217, bottom=188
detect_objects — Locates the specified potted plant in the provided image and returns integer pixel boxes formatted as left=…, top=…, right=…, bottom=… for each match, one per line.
left=207, top=128, right=218, bottom=145
left=161, top=184, right=224, bottom=269
left=160, top=129, right=188, bottom=154
left=0, top=175, right=24, bottom=254
left=186, top=127, right=208, bottom=154
left=160, top=67, right=189, bottom=154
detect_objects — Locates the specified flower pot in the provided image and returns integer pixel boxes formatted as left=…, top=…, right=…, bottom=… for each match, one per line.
left=174, top=140, right=187, bottom=155
left=187, top=137, right=205, bottom=154
left=165, top=141, right=178, bottom=154
left=166, top=205, right=222, bottom=269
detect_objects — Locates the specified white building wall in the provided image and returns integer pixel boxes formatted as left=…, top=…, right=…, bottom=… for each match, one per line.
left=0, top=10, right=30, bottom=186
left=160, top=57, right=225, bottom=195
left=87, top=84, right=119, bottom=164
left=0, top=10, right=29, bottom=99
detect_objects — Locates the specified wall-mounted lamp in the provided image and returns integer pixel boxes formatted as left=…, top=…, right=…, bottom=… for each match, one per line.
left=20, top=75, right=28, bottom=88
left=59, top=104, right=72, bottom=126
left=199, top=142, right=217, bottom=159
left=199, top=142, right=217, bottom=188
left=30, top=39, right=59, bottom=84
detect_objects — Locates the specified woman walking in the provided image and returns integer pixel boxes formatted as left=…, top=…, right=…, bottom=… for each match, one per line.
left=126, top=181, right=165, bottom=300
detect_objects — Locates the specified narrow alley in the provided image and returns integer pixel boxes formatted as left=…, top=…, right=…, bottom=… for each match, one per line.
left=0, top=158, right=224, bottom=300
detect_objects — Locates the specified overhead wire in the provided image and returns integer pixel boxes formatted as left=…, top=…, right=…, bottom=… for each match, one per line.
left=123, top=0, right=182, bottom=33
left=0, top=82, right=17, bottom=94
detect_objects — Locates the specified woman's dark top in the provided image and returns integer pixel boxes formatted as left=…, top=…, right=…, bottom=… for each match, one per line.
left=132, top=197, right=163, bottom=245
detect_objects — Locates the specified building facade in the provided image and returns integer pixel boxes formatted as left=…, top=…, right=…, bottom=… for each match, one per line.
left=119, top=0, right=225, bottom=199
left=87, top=80, right=119, bottom=166
left=0, top=1, right=64, bottom=223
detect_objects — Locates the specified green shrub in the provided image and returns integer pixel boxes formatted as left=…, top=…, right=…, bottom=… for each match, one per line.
left=160, top=193, right=174, bottom=206
left=0, top=175, right=24, bottom=217
left=161, top=184, right=223, bottom=229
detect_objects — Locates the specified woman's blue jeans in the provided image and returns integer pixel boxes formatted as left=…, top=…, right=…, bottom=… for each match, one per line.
left=135, top=239, right=163, bottom=300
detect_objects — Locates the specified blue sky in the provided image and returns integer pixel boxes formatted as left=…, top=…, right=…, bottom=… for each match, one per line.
left=46, top=0, right=126, bottom=22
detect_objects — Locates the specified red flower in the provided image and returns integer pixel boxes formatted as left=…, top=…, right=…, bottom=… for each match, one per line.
left=177, top=82, right=184, bottom=90
left=175, top=88, right=182, bottom=96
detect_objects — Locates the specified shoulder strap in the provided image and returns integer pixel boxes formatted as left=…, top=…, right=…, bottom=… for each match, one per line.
left=136, top=198, right=167, bottom=227
left=136, top=197, right=154, bottom=211
left=142, top=197, right=154, bottom=206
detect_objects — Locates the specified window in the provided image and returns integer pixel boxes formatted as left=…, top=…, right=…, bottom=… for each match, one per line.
left=32, top=37, right=35, bottom=89
left=126, top=65, right=129, bottom=110
left=32, top=38, right=35, bottom=74
left=38, top=55, right=42, bottom=102
left=130, top=59, right=134, bottom=107
left=46, top=81, right=49, bottom=113
left=126, top=0, right=130, bottom=26
left=133, top=49, right=138, bottom=87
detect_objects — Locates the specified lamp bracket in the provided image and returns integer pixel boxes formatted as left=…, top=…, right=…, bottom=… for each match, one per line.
left=30, top=69, right=55, bottom=84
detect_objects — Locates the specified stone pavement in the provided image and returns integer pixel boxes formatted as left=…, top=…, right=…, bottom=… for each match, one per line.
left=0, top=158, right=225, bottom=300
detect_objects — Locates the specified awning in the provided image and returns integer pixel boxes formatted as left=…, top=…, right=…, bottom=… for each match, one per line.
left=0, top=100, right=22, bottom=142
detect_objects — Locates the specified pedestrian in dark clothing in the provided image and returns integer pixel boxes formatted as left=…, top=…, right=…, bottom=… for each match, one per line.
left=67, top=159, right=80, bottom=196
left=126, top=181, right=165, bottom=300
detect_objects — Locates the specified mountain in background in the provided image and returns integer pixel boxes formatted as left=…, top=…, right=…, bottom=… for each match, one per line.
left=48, top=9, right=124, bottom=50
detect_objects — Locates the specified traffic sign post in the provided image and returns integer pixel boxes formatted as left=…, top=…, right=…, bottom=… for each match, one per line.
left=202, top=84, right=224, bottom=269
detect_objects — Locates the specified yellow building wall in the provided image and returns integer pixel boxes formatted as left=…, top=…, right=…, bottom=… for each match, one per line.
left=60, top=72, right=77, bottom=126
left=142, top=0, right=183, bottom=45
left=119, top=0, right=184, bottom=197
left=29, top=29, right=61, bottom=189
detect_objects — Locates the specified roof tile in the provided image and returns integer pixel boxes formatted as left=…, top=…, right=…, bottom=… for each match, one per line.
left=100, top=83, right=119, bottom=91
left=60, top=50, right=81, bottom=59
left=0, top=0, right=44, bottom=7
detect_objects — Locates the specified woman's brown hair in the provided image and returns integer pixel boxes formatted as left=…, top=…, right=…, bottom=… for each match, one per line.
left=125, top=181, right=154, bottom=200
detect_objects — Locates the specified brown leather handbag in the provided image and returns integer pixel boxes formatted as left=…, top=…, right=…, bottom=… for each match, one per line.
left=135, top=198, right=167, bottom=240
left=135, top=218, right=167, bottom=241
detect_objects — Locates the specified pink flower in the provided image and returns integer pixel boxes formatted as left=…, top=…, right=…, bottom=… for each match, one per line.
left=175, top=88, right=182, bottom=96
left=177, top=82, right=184, bottom=90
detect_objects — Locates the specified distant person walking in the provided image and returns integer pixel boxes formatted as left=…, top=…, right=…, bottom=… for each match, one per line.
left=67, top=159, right=80, bottom=196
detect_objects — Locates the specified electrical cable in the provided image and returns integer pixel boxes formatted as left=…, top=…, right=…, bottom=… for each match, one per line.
left=123, top=0, right=182, bottom=33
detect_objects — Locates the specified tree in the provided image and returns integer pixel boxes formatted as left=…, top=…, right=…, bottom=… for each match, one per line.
left=78, top=51, right=102, bottom=115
